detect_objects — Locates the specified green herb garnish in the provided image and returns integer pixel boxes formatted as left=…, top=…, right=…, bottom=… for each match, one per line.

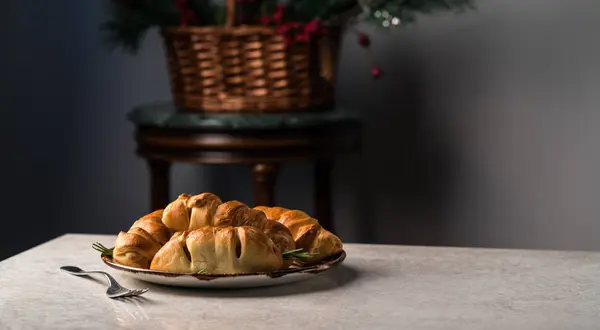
left=92, top=242, right=114, bottom=257
left=282, top=248, right=319, bottom=260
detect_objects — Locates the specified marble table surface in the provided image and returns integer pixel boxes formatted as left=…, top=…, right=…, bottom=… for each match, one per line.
left=1, top=234, right=599, bottom=330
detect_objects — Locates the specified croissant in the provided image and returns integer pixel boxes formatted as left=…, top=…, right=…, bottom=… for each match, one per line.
left=112, top=210, right=172, bottom=269
left=161, top=194, right=295, bottom=255
left=162, top=193, right=223, bottom=232
left=254, top=206, right=343, bottom=263
left=150, top=226, right=283, bottom=274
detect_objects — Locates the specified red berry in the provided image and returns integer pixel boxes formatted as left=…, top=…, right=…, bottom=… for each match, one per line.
left=371, top=66, right=382, bottom=78
left=358, top=33, right=370, bottom=47
left=304, top=19, right=321, bottom=34
left=260, top=15, right=270, bottom=25
left=295, top=32, right=310, bottom=42
left=275, top=23, right=292, bottom=35
left=272, top=11, right=283, bottom=24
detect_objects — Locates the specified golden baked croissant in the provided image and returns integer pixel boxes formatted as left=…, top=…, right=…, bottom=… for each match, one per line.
left=113, top=210, right=172, bottom=269
left=161, top=194, right=295, bottom=255
left=150, top=226, right=283, bottom=274
left=254, top=206, right=343, bottom=263
left=162, top=193, right=223, bottom=232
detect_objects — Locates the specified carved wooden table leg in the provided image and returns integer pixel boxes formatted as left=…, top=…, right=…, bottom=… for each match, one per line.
left=251, top=163, right=279, bottom=207
left=147, top=159, right=171, bottom=211
left=315, top=160, right=334, bottom=233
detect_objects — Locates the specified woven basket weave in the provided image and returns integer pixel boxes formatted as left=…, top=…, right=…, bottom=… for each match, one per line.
left=162, top=0, right=339, bottom=113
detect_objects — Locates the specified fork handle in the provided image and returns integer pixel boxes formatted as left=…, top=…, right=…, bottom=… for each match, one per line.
left=68, top=270, right=124, bottom=290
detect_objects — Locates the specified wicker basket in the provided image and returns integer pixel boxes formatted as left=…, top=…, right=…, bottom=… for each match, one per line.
left=161, top=0, right=340, bottom=113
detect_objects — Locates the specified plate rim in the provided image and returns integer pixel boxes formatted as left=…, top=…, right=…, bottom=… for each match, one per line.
left=101, top=250, right=346, bottom=281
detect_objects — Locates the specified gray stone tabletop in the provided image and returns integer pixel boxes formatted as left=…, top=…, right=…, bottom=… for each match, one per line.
left=1, top=234, right=599, bottom=330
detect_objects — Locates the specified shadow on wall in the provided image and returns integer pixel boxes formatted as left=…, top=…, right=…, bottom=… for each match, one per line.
left=359, top=41, right=461, bottom=246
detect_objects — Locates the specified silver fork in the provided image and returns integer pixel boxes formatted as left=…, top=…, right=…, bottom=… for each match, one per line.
left=60, top=266, right=149, bottom=299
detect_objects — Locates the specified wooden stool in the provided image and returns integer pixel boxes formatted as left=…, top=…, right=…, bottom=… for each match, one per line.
left=128, top=103, right=362, bottom=234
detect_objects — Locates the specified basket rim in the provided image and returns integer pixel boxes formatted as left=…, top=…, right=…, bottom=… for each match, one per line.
left=162, top=24, right=342, bottom=35
left=162, top=25, right=277, bottom=35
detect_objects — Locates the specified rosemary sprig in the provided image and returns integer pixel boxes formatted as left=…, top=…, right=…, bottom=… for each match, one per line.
left=92, top=242, right=114, bottom=257
left=282, top=248, right=319, bottom=260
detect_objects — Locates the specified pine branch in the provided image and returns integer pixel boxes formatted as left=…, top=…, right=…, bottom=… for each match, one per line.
left=100, top=0, right=214, bottom=53
left=100, top=0, right=474, bottom=51
left=100, top=1, right=157, bottom=53
left=320, top=0, right=362, bottom=22
left=187, top=0, right=223, bottom=26
left=367, top=0, right=475, bottom=26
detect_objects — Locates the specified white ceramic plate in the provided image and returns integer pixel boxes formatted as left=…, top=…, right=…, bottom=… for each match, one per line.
left=101, top=251, right=346, bottom=289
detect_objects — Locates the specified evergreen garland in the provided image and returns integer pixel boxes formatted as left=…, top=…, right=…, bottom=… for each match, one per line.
left=101, top=0, right=474, bottom=53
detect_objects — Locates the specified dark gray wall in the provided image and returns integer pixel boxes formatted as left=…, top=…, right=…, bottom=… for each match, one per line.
left=1, top=0, right=600, bottom=259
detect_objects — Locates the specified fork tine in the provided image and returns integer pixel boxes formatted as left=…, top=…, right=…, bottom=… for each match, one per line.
left=123, top=289, right=148, bottom=298
left=133, top=289, right=148, bottom=296
left=127, top=290, right=141, bottom=297
left=117, top=291, right=136, bottom=298
left=109, top=289, right=147, bottom=299
left=125, top=290, right=139, bottom=297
